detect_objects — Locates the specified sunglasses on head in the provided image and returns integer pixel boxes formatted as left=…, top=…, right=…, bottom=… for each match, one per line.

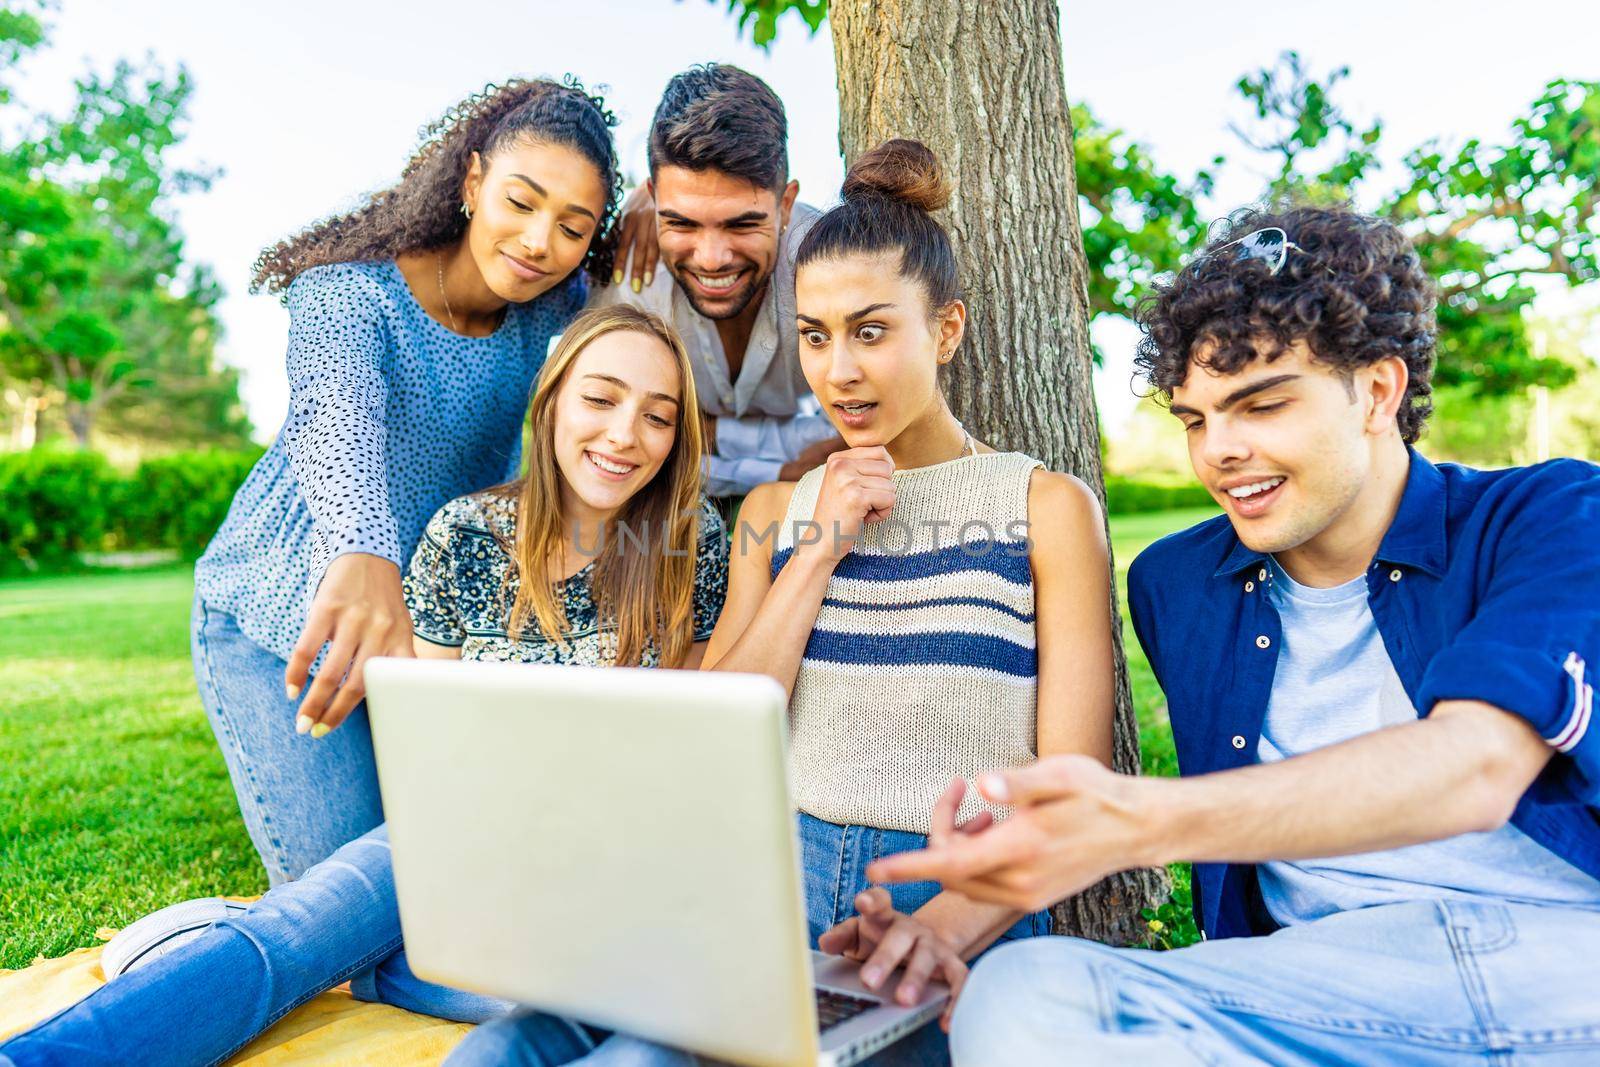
left=1194, top=226, right=1322, bottom=277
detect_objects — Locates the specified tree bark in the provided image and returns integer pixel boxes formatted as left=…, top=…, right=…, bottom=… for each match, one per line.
left=829, top=0, right=1166, bottom=945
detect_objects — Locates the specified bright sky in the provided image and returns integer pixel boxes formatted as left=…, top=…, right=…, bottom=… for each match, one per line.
left=16, top=0, right=1600, bottom=441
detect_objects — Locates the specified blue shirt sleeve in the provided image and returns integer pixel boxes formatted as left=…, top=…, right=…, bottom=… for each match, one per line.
left=280, top=264, right=402, bottom=587
left=1415, top=461, right=1600, bottom=804
left=1126, top=548, right=1166, bottom=692
left=705, top=453, right=786, bottom=498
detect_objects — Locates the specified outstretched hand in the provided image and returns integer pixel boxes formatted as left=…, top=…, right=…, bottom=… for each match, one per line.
left=285, top=552, right=415, bottom=737
left=866, top=755, right=1153, bottom=913
left=818, top=780, right=996, bottom=1031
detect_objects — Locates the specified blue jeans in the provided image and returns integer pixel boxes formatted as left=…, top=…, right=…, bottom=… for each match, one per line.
left=0, top=827, right=513, bottom=1067
left=445, top=813, right=1053, bottom=1067
left=948, top=898, right=1600, bottom=1064
left=190, top=595, right=384, bottom=885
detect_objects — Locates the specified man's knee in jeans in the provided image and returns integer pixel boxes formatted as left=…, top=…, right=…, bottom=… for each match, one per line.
left=949, top=937, right=1107, bottom=1064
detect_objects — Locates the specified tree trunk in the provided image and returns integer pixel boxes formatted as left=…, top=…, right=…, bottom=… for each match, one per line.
left=65, top=401, right=93, bottom=448
left=829, top=0, right=1166, bottom=945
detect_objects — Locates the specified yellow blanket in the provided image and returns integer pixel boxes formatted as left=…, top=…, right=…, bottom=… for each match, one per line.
left=0, top=939, right=472, bottom=1065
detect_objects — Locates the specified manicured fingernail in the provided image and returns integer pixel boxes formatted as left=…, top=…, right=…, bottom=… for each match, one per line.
left=980, top=773, right=1009, bottom=801
left=631, top=278, right=641, bottom=293
left=311, top=723, right=331, bottom=739
left=295, top=715, right=313, bottom=735
left=643, top=272, right=652, bottom=286
left=286, top=683, right=300, bottom=701
left=862, top=966, right=881, bottom=987
left=613, top=269, right=622, bottom=284
left=900, top=985, right=919, bottom=1004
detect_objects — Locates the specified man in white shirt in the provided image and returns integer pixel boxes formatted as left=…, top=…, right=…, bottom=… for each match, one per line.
left=590, top=64, right=843, bottom=498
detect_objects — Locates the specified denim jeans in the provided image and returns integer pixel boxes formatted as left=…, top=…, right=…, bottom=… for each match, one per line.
left=445, top=813, right=1053, bottom=1067
left=190, top=594, right=384, bottom=884
left=948, top=898, right=1600, bottom=1065
left=0, top=827, right=514, bottom=1067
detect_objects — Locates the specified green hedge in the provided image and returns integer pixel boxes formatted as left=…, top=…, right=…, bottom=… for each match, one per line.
left=0, top=450, right=118, bottom=569
left=0, top=448, right=263, bottom=572
left=116, top=450, right=265, bottom=558
left=0, top=449, right=1207, bottom=573
left=1103, top=474, right=1214, bottom=514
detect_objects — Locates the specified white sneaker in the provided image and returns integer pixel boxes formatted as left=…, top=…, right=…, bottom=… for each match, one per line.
left=100, top=897, right=251, bottom=979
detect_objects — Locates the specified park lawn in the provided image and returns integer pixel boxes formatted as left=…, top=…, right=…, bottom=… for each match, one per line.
left=0, top=506, right=1216, bottom=972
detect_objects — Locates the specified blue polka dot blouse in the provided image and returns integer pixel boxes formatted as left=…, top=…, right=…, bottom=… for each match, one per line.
left=195, top=259, right=587, bottom=664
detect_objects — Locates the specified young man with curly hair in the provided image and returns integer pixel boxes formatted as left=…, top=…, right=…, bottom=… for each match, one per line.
left=870, top=205, right=1600, bottom=1063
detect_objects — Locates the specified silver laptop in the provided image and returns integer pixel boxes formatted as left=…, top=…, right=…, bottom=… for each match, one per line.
left=364, top=657, right=947, bottom=1067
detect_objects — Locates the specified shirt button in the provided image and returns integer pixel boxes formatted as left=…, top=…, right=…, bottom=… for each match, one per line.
left=1255, top=635, right=1271, bottom=649
left=1389, top=569, right=1402, bottom=582
left=1231, top=735, right=1247, bottom=749
left=1244, top=581, right=1255, bottom=593
left=1258, top=567, right=1268, bottom=581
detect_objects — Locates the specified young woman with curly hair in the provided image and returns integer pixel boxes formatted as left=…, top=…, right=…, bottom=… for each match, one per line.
left=189, top=77, right=623, bottom=887
left=0, top=306, right=729, bottom=1067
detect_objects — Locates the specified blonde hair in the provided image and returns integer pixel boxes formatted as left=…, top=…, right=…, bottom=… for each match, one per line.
left=504, top=304, right=705, bottom=666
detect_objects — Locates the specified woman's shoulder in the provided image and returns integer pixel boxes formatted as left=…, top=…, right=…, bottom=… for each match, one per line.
left=738, top=479, right=803, bottom=530
left=424, top=486, right=518, bottom=544
left=693, top=495, right=726, bottom=542
left=1025, top=468, right=1107, bottom=554
left=285, top=260, right=397, bottom=315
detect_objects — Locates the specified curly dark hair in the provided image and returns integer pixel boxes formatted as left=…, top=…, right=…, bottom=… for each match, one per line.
left=251, top=76, right=622, bottom=296
left=1134, top=204, right=1438, bottom=443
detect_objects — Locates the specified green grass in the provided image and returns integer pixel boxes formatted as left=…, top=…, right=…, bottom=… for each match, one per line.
left=0, top=566, right=268, bottom=970
left=0, top=506, right=1217, bottom=971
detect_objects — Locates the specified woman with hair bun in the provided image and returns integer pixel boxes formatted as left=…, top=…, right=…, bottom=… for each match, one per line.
left=455, top=139, right=1117, bottom=1067
left=190, top=77, right=622, bottom=885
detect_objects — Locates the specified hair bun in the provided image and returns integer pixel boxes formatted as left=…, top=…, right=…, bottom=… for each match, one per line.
left=841, top=138, right=949, bottom=212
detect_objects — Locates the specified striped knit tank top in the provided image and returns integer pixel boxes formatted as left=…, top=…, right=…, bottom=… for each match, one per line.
left=771, top=450, right=1043, bottom=834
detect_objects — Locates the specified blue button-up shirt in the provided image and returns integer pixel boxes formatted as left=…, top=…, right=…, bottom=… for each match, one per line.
left=1128, top=450, right=1600, bottom=940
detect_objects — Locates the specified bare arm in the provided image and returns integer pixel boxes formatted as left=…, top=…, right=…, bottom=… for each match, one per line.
left=1144, top=699, right=1551, bottom=867
left=870, top=699, right=1554, bottom=913
left=701, top=480, right=819, bottom=692
left=1029, top=471, right=1116, bottom=766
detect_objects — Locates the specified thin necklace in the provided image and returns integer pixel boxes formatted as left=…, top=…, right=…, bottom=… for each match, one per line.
left=435, top=253, right=460, bottom=333
left=954, top=419, right=976, bottom=457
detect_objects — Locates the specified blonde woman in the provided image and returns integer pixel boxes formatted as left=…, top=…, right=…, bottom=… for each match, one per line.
left=0, top=306, right=727, bottom=1067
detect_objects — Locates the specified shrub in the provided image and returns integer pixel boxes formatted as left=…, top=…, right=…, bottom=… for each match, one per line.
left=0, top=448, right=263, bottom=572
left=117, top=449, right=264, bottom=558
left=0, top=450, right=117, bottom=571
left=0, top=449, right=1206, bottom=571
left=1103, top=474, right=1214, bottom=514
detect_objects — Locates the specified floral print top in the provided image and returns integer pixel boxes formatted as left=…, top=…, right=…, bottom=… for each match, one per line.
left=402, top=490, right=728, bottom=665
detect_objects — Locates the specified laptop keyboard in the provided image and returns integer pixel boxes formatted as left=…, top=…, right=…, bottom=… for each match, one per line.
left=816, top=988, right=880, bottom=1031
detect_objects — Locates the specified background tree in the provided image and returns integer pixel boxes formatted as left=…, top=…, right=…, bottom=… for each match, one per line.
left=0, top=2, right=249, bottom=449
left=1233, top=54, right=1598, bottom=395
left=712, top=0, right=1598, bottom=401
